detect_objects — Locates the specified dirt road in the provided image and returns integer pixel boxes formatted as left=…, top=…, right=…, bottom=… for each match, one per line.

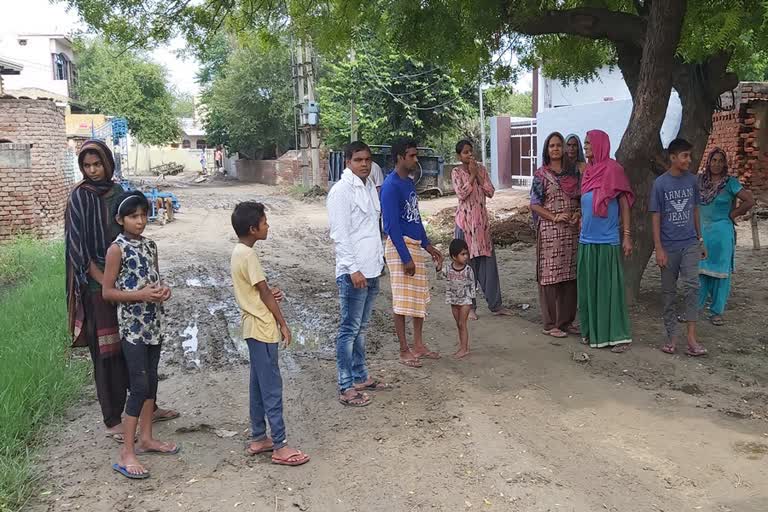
left=29, top=178, right=768, bottom=512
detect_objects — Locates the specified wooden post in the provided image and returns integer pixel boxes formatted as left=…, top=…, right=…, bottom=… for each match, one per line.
left=751, top=212, right=761, bottom=250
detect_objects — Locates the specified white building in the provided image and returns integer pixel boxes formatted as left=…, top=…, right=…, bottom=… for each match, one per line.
left=535, top=66, right=682, bottom=160
left=0, top=33, right=76, bottom=100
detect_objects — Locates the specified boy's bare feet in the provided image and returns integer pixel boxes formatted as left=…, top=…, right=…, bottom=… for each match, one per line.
left=469, top=310, right=479, bottom=321
left=118, top=448, right=148, bottom=477
left=135, top=439, right=179, bottom=455
left=246, top=438, right=274, bottom=455
left=272, top=445, right=310, bottom=466
left=453, top=348, right=470, bottom=359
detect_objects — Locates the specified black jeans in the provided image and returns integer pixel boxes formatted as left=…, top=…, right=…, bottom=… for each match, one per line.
left=122, top=341, right=162, bottom=418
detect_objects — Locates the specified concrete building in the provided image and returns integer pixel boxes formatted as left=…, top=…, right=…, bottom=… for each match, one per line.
left=0, top=33, right=77, bottom=100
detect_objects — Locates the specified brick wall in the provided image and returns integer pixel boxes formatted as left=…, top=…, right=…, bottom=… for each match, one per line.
left=236, top=157, right=329, bottom=188
left=0, top=98, right=68, bottom=242
left=700, top=83, right=768, bottom=192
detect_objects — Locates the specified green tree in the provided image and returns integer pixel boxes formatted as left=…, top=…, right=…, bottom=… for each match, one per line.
left=64, top=0, right=768, bottom=296
left=318, top=47, right=475, bottom=148
left=201, top=37, right=294, bottom=159
left=73, top=37, right=180, bottom=145
left=484, top=86, right=532, bottom=118
left=171, top=90, right=196, bottom=118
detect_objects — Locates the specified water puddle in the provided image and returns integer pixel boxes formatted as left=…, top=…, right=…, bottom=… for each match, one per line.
left=181, top=321, right=201, bottom=368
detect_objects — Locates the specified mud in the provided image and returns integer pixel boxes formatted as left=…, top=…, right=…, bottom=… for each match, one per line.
left=26, top=178, right=768, bottom=512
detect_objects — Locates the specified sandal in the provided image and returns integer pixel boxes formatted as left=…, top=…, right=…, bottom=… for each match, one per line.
left=338, top=391, right=372, bottom=407
left=112, top=463, right=150, bottom=480
left=354, top=380, right=392, bottom=392
left=660, top=343, right=676, bottom=354
left=152, top=408, right=181, bottom=423
left=685, top=343, right=708, bottom=357
left=272, top=450, right=310, bottom=467
left=710, top=315, right=724, bottom=326
left=611, top=343, right=631, bottom=353
left=543, top=328, right=568, bottom=339
left=399, top=358, right=423, bottom=368
left=565, top=325, right=581, bottom=336
left=246, top=440, right=274, bottom=456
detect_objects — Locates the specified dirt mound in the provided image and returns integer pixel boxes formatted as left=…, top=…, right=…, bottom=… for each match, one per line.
left=303, top=185, right=327, bottom=198
left=427, top=205, right=535, bottom=246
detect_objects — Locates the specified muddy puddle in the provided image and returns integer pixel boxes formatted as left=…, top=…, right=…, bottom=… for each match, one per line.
left=159, top=264, right=339, bottom=376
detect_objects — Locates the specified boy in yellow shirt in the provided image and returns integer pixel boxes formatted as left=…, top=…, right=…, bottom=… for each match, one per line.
left=230, top=201, right=310, bottom=466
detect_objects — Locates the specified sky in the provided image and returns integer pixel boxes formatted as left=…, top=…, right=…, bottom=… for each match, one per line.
left=1, top=0, right=202, bottom=95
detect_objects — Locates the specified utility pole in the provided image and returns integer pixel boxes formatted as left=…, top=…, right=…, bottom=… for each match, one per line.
left=293, top=39, right=322, bottom=187
left=350, top=49, right=358, bottom=141
left=479, top=82, right=486, bottom=165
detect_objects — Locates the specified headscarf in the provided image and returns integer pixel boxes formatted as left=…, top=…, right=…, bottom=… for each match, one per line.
left=65, top=139, right=118, bottom=341
left=565, top=134, right=585, bottom=168
left=581, top=129, right=634, bottom=217
left=699, top=148, right=730, bottom=206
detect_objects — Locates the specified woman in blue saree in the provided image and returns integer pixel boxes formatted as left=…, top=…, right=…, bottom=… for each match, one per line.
left=698, top=148, right=755, bottom=325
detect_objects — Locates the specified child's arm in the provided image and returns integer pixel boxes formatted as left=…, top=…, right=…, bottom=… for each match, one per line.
left=102, top=244, right=165, bottom=303
left=256, top=280, right=292, bottom=347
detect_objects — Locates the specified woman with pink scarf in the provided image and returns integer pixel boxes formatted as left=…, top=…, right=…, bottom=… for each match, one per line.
left=577, top=130, right=634, bottom=352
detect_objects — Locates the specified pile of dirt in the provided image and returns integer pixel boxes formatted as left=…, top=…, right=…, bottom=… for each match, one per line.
left=303, top=185, right=327, bottom=198
left=426, top=205, right=535, bottom=246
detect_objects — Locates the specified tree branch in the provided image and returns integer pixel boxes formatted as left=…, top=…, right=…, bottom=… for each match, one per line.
left=513, top=7, right=646, bottom=47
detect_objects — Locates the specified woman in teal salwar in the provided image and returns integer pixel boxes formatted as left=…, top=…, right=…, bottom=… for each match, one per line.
left=698, top=148, right=754, bottom=326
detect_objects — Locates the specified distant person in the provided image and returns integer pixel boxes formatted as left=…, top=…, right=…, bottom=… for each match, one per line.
left=215, top=146, right=224, bottom=173
left=697, top=148, right=755, bottom=326
left=327, top=141, right=390, bottom=407
left=651, top=138, right=708, bottom=356
left=230, top=201, right=310, bottom=466
left=442, top=239, right=476, bottom=359
left=452, top=139, right=512, bottom=320
left=200, top=149, right=207, bottom=174
left=102, top=191, right=179, bottom=479
left=530, top=132, right=581, bottom=339
left=64, top=140, right=178, bottom=446
left=577, top=130, right=634, bottom=353
left=381, top=138, right=444, bottom=367
left=565, top=134, right=586, bottom=174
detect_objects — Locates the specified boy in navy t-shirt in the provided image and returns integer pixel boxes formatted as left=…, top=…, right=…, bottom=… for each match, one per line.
left=650, top=138, right=708, bottom=357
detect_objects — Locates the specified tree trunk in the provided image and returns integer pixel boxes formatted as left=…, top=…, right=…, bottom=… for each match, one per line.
left=614, top=0, right=687, bottom=302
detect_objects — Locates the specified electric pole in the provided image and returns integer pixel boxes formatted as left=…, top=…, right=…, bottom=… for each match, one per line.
left=293, top=39, right=322, bottom=187
left=350, top=49, right=358, bottom=141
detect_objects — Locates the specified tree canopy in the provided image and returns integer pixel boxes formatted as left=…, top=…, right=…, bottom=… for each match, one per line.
left=73, top=37, right=180, bottom=145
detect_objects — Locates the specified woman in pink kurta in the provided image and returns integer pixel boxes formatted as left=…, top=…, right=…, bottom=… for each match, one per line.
left=452, top=140, right=512, bottom=318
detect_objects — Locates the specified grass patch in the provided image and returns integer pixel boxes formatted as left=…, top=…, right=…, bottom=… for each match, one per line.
left=0, top=239, right=88, bottom=512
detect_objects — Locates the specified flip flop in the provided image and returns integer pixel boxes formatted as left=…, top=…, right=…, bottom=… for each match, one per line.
left=566, top=325, right=581, bottom=336
left=135, top=443, right=181, bottom=455
left=611, top=343, right=631, bottom=353
left=106, top=433, right=126, bottom=444
left=272, top=450, right=310, bottom=467
left=354, top=380, right=393, bottom=392
left=660, top=343, right=677, bottom=354
left=415, top=351, right=441, bottom=360
left=543, top=328, right=568, bottom=339
left=246, top=441, right=274, bottom=456
left=710, top=316, right=724, bottom=326
left=685, top=344, right=708, bottom=357
left=152, top=409, right=181, bottom=423
left=338, top=391, right=372, bottom=407
left=112, top=463, right=150, bottom=480
left=399, top=359, right=423, bottom=368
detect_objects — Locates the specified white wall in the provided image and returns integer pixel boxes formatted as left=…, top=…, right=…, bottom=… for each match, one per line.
left=536, top=91, right=682, bottom=160
left=0, top=34, right=73, bottom=97
left=538, top=66, right=631, bottom=112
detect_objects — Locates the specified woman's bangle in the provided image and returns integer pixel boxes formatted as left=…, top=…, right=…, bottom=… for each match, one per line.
left=623, top=230, right=631, bottom=237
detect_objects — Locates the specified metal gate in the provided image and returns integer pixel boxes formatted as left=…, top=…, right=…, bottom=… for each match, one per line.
left=510, top=119, right=537, bottom=188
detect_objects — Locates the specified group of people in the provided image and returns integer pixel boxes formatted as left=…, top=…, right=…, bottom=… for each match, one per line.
left=532, top=131, right=754, bottom=356
left=64, top=128, right=755, bottom=480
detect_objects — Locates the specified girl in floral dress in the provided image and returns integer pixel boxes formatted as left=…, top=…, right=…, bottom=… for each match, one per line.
left=102, top=191, right=178, bottom=480
left=442, top=239, right=477, bottom=359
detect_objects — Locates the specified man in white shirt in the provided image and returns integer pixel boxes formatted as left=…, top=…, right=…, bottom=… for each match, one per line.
left=327, top=141, right=390, bottom=407
left=370, top=160, right=384, bottom=194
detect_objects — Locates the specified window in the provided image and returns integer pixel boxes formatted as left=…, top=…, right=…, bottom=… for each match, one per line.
left=52, top=53, right=70, bottom=81
left=196, top=139, right=207, bottom=149
left=182, top=140, right=191, bottom=149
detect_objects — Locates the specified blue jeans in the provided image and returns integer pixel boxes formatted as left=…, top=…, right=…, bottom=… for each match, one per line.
left=335, top=275, right=380, bottom=392
left=246, top=339, right=286, bottom=447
